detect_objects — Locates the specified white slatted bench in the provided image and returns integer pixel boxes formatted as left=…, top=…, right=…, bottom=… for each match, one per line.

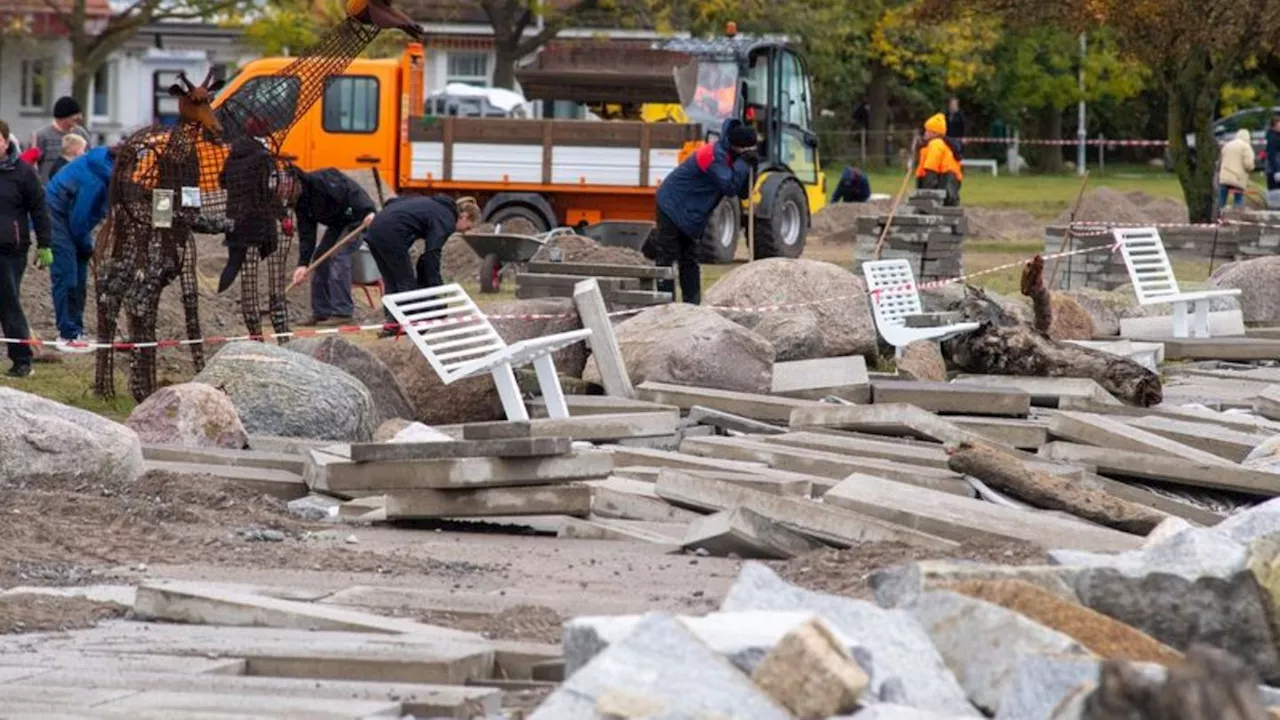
left=1113, top=227, right=1241, bottom=338
left=382, top=284, right=592, bottom=421
left=862, top=259, right=979, bottom=357
left=961, top=158, right=998, bottom=177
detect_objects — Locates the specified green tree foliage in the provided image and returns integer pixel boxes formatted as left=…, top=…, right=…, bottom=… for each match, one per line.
left=243, top=0, right=410, bottom=58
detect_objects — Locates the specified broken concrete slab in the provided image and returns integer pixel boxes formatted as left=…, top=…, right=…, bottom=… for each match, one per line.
left=751, top=617, right=869, bottom=717
left=557, top=517, right=684, bottom=548
left=463, top=412, right=679, bottom=441
left=304, top=449, right=613, bottom=493
left=681, top=507, right=823, bottom=559
left=384, top=484, right=592, bottom=519
left=655, top=469, right=957, bottom=549
left=947, top=416, right=1049, bottom=450
left=608, top=445, right=769, bottom=473
left=790, top=403, right=997, bottom=447
left=347, top=436, right=572, bottom=463
left=951, top=375, right=1121, bottom=407
left=825, top=474, right=1142, bottom=552
left=574, top=277, right=635, bottom=399
left=142, top=460, right=307, bottom=501
left=531, top=614, right=792, bottom=719
left=608, top=465, right=814, bottom=497
left=586, top=478, right=703, bottom=523
left=911, top=589, right=1093, bottom=713
left=762, top=431, right=951, bottom=469
left=528, top=394, right=678, bottom=418
left=247, top=434, right=333, bottom=453
left=687, top=405, right=787, bottom=435
left=1039, top=442, right=1280, bottom=496
left=872, top=380, right=1030, bottom=417
left=1126, top=415, right=1262, bottom=463
left=132, top=582, right=485, bottom=642
left=721, top=563, right=979, bottom=717
left=1047, top=411, right=1238, bottom=467
left=1257, top=385, right=1280, bottom=422
left=1075, top=470, right=1224, bottom=527
left=141, top=444, right=304, bottom=473
left=679, top=435, right=973, bottom=497
left=771, top=356, right=872, bottom=404
left=637, top=381, right=823, bottom=422
left=66, top=688, right=404, bottom=717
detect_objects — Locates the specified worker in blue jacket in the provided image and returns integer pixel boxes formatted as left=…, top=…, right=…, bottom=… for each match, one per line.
left=649, top=118, right=756, bottom=304
left=831, top=166, right=872, bottom=204
left=44, top=145, right=113, bottom=352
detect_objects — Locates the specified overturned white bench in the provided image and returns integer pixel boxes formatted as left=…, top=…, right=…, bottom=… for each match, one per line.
left=862, top=259, right=979, bottom=358
left=382, top=284, right=592, bottom=421
left=1113, top=227, right=1240, bottom=338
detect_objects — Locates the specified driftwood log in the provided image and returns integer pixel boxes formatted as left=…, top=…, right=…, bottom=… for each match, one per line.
left=940, top=261, right=1162, bottom=406
left=947, top=442, right=1165, bottom=535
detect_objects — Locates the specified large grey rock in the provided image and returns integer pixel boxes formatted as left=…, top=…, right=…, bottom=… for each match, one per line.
left=584, top=303, right=775, bottom=393
left=530, top=613, right=791, bottom=720
left=1209, top=255, right=1280, bottom=324
left=721, top=562, right=979, bottom=716
left=1074, top=567, right=1280, bottom=683
left=0, top=387, right=144, bottom=485
left=844, top=707, right=973, bottom=719
left=489, top=297, right=588, bottom=378
left=872, top=562, right=1081, bottom=609
left=1215, top=497, right=1280, bottom=544
left=124, top=382, right=247, bottom=449
left=286, top=336, right=415, bottom=427
left=911, top=590, right=1093, bottom=713
left=994, top=655, right=1166, bottom=720
left=703, top=258, right=878, bottom=361
left=563, top=610, right=855, bottom=677
left=1049, top=526, right=1248, bottom=581
left=367, top=338, right=505, bottom=425
left=194, top=341, right=377, bottom=442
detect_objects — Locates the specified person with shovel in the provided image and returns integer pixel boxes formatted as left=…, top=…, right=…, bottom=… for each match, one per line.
left=289, top=167, right=377, bottom=326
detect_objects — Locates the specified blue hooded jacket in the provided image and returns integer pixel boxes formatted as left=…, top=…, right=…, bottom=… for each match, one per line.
left=45, top=146, right=113, bottom=254
left=656, top=118, right=751, bottom=239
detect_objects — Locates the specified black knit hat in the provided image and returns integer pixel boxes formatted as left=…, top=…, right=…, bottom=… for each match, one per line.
left=53, top=96, right=81, bottom=121
left=726, top=123, right=758, bottom=149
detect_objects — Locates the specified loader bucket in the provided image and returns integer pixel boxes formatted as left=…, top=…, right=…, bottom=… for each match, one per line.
left=513, top=45, right=693, bottom=105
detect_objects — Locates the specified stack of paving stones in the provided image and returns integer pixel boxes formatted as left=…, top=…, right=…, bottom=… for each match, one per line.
left=853, top=190, right=965, bottom=284
left=515, top=261, right=674, bottom=309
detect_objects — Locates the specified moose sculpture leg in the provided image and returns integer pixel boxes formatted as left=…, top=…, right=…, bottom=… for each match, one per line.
left=240, top=245, right=263, bottom=339
left=266, top=226, right=291, bottom=343
left=177, top=231, right=205, bottom=370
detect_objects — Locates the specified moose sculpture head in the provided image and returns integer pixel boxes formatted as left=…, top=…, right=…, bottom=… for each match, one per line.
left=169, top=69, right=225, bottom=137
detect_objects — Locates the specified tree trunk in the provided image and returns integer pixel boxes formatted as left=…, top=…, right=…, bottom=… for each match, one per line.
left=948, top=442, right=1165, bottom=534
left=940, top=287, right=1163, bottom=407
left=1038, top=106, right=1065, bottom=174
left=491, top=44, right=518, bottom=90
left=867, top=61, right=891, bottom=169
left=71, top=67, right=92, bottom=121
left=1166, top=59, right=1222, bottom=224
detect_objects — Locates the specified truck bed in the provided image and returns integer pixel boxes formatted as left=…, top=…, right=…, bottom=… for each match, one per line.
left=402, top=117, right=701, bottom=190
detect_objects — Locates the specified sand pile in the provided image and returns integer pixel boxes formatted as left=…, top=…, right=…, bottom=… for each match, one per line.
left=442, top=234, right=483, bottom=281
left=532, top=233, right=650, bottom=266
left=811, top=200, right=893, bottom=242
left=965, top=208, right=1042, bottom=242
left=1057, top=188, right=1188, bottom=226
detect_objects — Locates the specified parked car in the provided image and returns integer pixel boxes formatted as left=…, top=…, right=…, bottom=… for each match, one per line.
left=1166, top=106, right=1278, bottom=170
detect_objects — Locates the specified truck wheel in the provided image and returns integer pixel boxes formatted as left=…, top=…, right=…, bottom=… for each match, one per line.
left=753, top=181, right=808, bottom=259
left=489, top=205, right=549, bottom=235
left=699, top=197, right=740, bottom=264
left=479, top=253, right=502, bottom=293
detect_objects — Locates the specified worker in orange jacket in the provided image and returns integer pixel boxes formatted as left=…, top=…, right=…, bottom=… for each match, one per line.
left=916, top=113, right=964, bottom=206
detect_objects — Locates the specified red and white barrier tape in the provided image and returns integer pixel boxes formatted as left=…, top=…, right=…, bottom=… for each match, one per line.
left=0, top=242, right=1124, bottom=353
left=958, top=136, right=1168, bottom=147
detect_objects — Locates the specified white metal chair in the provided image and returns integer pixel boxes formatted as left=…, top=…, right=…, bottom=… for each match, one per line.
left=381, top=284, right=592, bottom=421
left=1113, top=227, right=1241, bottom=338
left=862, top=259, right=979, bottom=358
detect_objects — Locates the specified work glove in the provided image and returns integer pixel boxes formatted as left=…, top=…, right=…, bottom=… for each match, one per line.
left=35, top=248, right=53, bottom=269
left=740, top=149, right=761, bottom=170
left=281, top=216, right=294, bottom=236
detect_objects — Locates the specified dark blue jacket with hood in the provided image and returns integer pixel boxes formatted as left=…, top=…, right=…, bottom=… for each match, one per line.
left=655, top=118, right=751, bottom=239
left=45, top=146, right=113, bottom=254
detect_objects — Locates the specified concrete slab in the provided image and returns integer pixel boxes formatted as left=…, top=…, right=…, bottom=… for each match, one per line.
left=637, top=381, right=823, bottom=422
left=654, top=468, right=958, bottom=549
left=789, top=403, right=998, bottom=447
left=679, top=436, right=973, bottom=497
left=871, top=380, right=1030, bottom=417
left=347, top=436, right=571, bottom=463
left=463, top=412, right=678, bottom=441
left=1038, top=442, right=1280, bottom=496
left=586, top=478, right=703, bottom=523
left=771, top=356, right=870, bottom=393
left=141, top=445, right=304, bottom=474
left=1149, top=336, right=1280, bottom=361
left=304, top=449, right=613, bottom=493
left=9, top=670, right=502, bottom=718
left=1120, top=310, right=1246, bottom=341
left=608, top=446, right=769, bottom=473
left=761, top=432, right=951, bottom=469
left=0, top=685, right=139, bottom=707
left=682, top=507, right=823, bottom=559
left=947, top=416, right=1049, bottom=449
left=1059, top=396, right=1280, bottom=435
left=1047, top=411, right=1238, bottom=467
left=384, top=483, right=592, bottom=519
left=527, top=395, right=676, bottom=418
left=824, top=474, right=1143, bottom=552
left=575, top=278, right=635, bottom=398
left=132, top=582, right=485, bottom=642
left=687, top=406, right=788, bottom=435
left=0, top=654, right=247, bottom=677
left=1127, top=415, right=1263, bottom=463
left=951, top=375, right=1121, bottom=407
left=0, top=584, right=137, bottom=606
left=1257, top=385, right=1280, bottom=422
left=557, top=517, right=684, bottom=548
left=90, top=689, right=402, bottom=718
left=604, top=465, right=816, bottom=497
left=142, top=460, right=307, bottom=501
left=247, top=434, right=333, bottom=453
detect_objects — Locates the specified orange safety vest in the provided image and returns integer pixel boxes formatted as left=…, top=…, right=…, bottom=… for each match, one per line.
left=694, top=86, right=735, bottom=115
left=915, top=137, right=963, bottom=182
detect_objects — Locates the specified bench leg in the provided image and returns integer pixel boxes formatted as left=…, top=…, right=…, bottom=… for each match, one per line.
left=533, top=353, right=570, bottom=419
left=1192, top=299, right=1211, bottom=338
left=1172, top=302, right=1189, bottom=339
left=491, top=363, right=529, bottom=422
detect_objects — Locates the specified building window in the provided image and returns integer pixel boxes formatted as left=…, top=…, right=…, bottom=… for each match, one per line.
left=20, top=59, right=48, bottom=112
left=322, top=76, right=379, bottom=133
left=153, top=70, right=183, bottom=125
left=446, top=52, right=489, bottom=86
left=91, top=62, right=112, bottom=119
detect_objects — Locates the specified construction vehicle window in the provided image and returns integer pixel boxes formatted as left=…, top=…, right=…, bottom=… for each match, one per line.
left=686, top=60, right=738, bottom=131
left=779, top=52, right=810, bottom=130
left=323, top=76, right=379, bottom=133
left=217, top=75, right=300, bottom=135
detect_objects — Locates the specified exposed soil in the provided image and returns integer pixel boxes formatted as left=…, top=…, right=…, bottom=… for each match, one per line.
left=811, top=200, right=893, bottom=243
left=0, top=469, right=498, bottom=590
left=774, top=540, right=1051, bottom=600
left=0, top=594, right=128, bottom=635
left=532, top=233, right=650, bottom=266
left=964, top=208, right=1042, bottom=242
left=419, top=604, right=565, bottom=643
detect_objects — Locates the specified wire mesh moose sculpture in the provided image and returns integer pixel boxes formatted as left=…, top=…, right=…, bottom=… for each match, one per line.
left=93, top=0, right=425, bottom=402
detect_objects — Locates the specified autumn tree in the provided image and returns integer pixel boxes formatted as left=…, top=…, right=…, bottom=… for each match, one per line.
left=36, top=0, right=249, bottom=115
left=244, top=0, right=411, bottom=57
left=924, top=0, right=1280, bottom=222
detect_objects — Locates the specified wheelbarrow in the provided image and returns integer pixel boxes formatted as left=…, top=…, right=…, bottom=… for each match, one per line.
left=581, top=220, right=656, bottom=253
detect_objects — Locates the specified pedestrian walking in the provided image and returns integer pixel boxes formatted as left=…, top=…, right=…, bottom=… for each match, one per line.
left=44, top=144, right=113, bottom=352
left=0, top=120, right=53, bottom=377
left=290, top=167, right=378, bottom=326
left=30, top=96, right=90, bottom=183
left=1218, top=128, right=1255, bottom=211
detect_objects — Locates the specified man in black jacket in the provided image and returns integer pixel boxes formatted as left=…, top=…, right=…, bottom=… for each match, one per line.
left=365, top=194, right=480, bottom=299
left=0, top=120, right=52, bottom=378
left=290, top=167, right=377, bottom=325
